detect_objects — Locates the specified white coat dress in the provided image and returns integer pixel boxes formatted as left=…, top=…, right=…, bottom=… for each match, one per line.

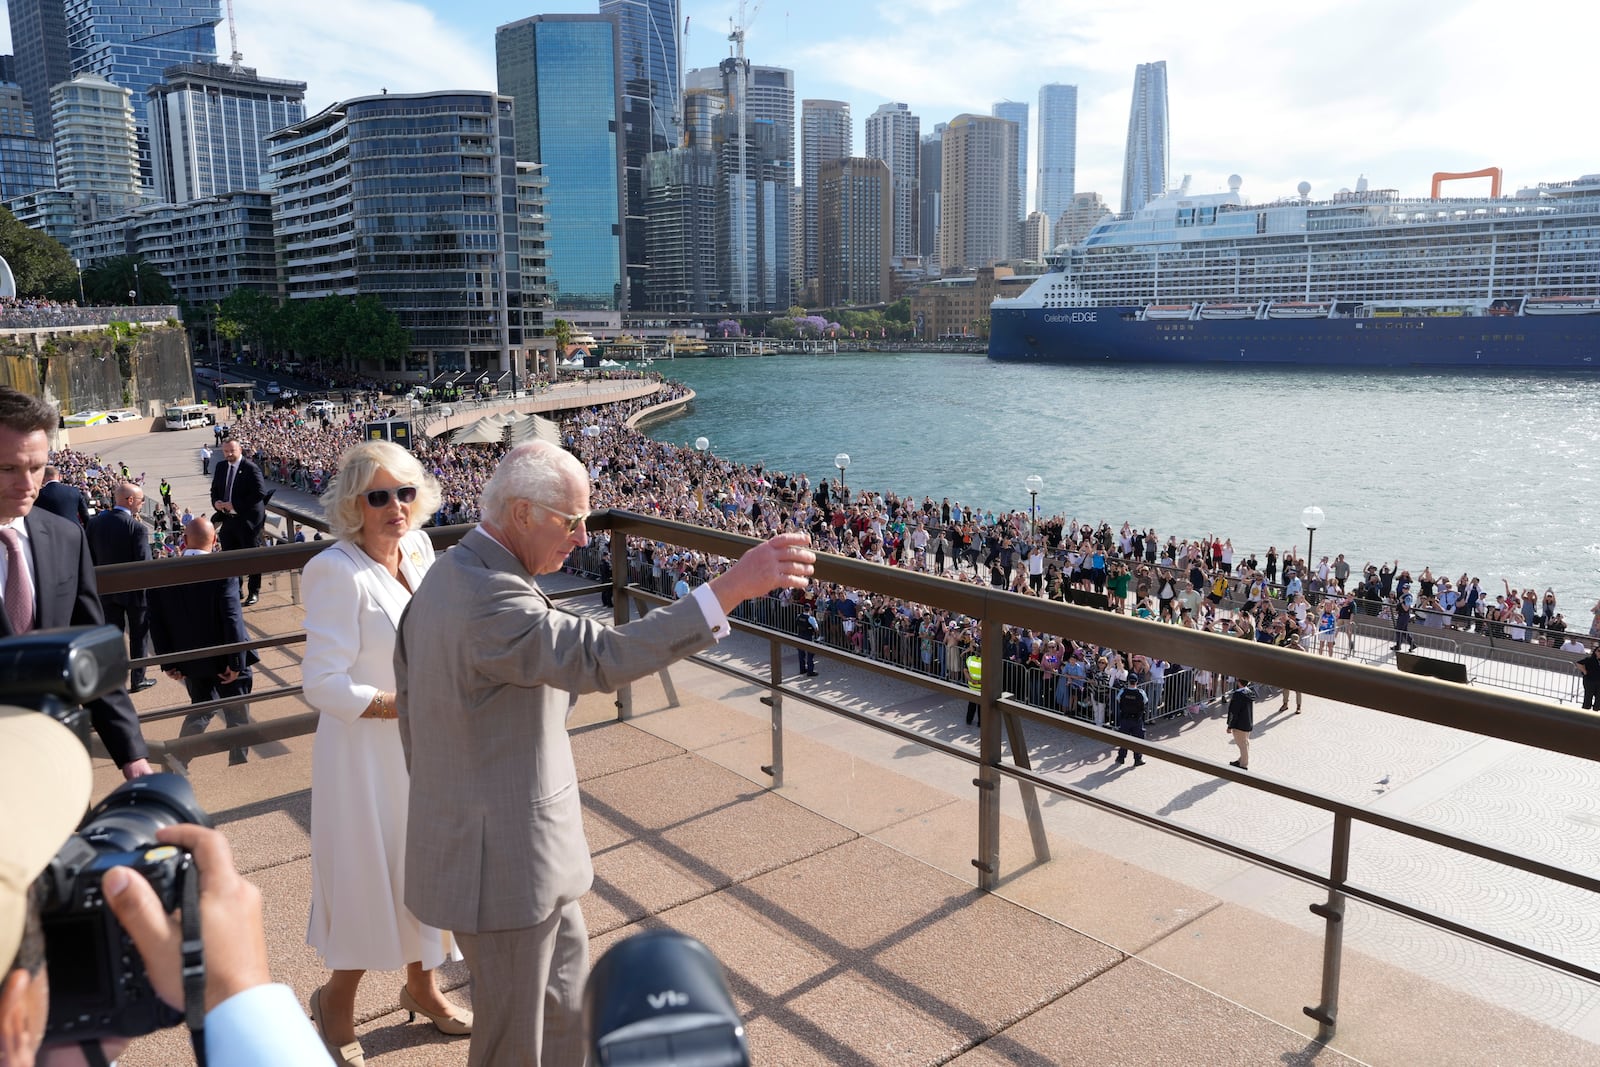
left=302, top=530, right=455, bottom=971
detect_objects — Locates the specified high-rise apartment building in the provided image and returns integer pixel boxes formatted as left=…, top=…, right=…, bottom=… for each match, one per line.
left=61, top=0, right=221, bottom=187
left=602, top=0, right=680, bottom=311
left=51, top=73, right=143, bottom=234
left=818, top=156, right=891, bottom=308
left=991, top=99, right=1028, bottom=218
left=800, top=99, right=850, bottom=294
left=642, top=146, right=720, bottom=314
left=864, top=102, right=919, bottom=258
left=147, top=62, right=305, bottom=203
left=1121, top=60, right=1169, bottom=213
left=268, top=91, right=538, bottom=378
left=1054, top=190, right=1111, bottom=248
left=939, top=114, right=1017, bottom=272
left=497, top=15, right=627, bottom=312
left=6, top=0, right=72, bottom=144
left=919, top=125, right=944, bottom=271
left=1036, top=83, right=1077, bottom=221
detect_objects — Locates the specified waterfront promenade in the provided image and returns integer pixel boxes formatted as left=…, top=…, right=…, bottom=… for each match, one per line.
left=66, top=389, right=1600, bottom=1065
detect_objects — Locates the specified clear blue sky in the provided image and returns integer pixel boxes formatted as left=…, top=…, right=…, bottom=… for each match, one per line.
left=6, top=0, right=1594, bottom=208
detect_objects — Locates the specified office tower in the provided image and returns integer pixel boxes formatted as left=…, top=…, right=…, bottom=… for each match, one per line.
left=991, top=99, right=1027, bottom=218
left=818, top=157, right=891, bottom=308
left=1121, top=60, right=1169, bottom=213
left=602, top=0, right=680, bottom=311
left=497, top=15, right=627, bottom=311
left=147, top=62, right=305, bottom=203
left=712, top=98, right=790, bottom=312
left=864, top=101, right=919, bottom=258
left=939, top=114, right=1017, bottom=271
left=1036, top=83, right=1077, bottom=221
left=801, top=99, right=850, bottom=295
left=688, top=63, right=793, bottom=162
left=0, top=80, right=56, bottom=201
left=919, top=125, right=943, bottom=271
left=62, top=0, right=221, bottom=187
left=51, top=73, right=143, bottom=232
left=7, top=0, right=72, bottom=144
left=642, top=146, right=720, bottom=313
left=1054, top=190, right=1111, bottom=248
left=269, top=91, right=537, bottom=378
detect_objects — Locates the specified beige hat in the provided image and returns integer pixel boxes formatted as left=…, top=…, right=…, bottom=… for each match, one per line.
left=0, top=705, right=92, bottom=970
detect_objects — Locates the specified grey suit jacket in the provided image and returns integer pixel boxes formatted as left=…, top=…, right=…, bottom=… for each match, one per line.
left=395, top=526, right=716, bottom=934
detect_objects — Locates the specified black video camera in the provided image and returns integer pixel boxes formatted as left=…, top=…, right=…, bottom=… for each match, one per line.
left=585, top=930, right=748, bottom=1066
left=0, top=626, right=213, bottom=1044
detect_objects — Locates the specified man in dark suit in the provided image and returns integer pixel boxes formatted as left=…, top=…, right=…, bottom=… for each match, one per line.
left=148, top=516, right=256, bottom=765
left=0, top=386, right=153, bottom=778
left=210, top=438, right=267, bottom=605
left=35, top=465, right=89, bottom=526
left=86, top=480, right=156, bottom=691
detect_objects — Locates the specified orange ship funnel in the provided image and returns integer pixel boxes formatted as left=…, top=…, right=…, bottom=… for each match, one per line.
left=1432, top=167, right=1502, bottom=199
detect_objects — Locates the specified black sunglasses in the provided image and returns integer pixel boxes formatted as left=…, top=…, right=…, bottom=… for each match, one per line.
left=365, top=485, right=418, bottom=508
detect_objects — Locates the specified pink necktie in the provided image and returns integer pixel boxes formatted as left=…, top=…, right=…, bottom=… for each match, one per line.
left=1, top=526, right=33, bottom=634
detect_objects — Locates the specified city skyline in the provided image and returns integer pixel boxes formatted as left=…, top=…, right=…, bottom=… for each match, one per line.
left=3, top=0, right=1587, bottom=211
left=4, top=0, right=1592, bottom=209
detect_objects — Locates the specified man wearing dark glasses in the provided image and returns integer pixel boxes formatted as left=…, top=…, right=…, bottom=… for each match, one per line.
left=210, top=438, right=269, bottom=605
left=396, top=439, right=816, bottom=1067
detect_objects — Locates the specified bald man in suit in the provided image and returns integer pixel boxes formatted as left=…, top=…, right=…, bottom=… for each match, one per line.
left=396, top=441, right=815, bottom=1066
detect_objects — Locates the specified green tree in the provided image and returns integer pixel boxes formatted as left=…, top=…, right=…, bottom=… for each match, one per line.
left=80, top=256, right=173, bottom=306
left=0, top=207, right=77, bottom=298
left=343, top=295, right=409, bottom=367
left=215, top=288, right=279, bottom=357
left=885, top=297, right=910, bottom=324
left=550, top=318, right=575, bottom=354
left=786, top=305, right=807, bottom=319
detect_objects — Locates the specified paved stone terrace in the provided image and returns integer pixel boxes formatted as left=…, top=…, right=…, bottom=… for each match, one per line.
left=74, top=407, right=1600, bottom=1066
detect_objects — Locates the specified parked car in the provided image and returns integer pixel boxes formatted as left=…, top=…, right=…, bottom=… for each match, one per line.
left=306, top=400, right=336, bottom=418
left=105, top=408, right=142, bottom=422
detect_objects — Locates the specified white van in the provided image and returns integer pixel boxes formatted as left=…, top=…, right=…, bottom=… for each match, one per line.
left=163, top=403, right=214, bottom=430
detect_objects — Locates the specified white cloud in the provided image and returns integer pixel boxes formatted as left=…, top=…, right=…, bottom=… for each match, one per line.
left=233, top=0, right=495, bottom=114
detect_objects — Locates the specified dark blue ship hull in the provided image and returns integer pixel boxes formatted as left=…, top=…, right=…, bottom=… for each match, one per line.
left=988, top=305, right=1600, bottom=369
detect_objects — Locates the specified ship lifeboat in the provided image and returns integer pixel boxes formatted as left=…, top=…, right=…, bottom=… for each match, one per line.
left=1522, top=296, right=1600, bottom=316
left=1267, top=301, right=1333, bottom=319
left=1199, top=302, right=1258, bottom=320
left=1143, top=303, right=1196, bottom=320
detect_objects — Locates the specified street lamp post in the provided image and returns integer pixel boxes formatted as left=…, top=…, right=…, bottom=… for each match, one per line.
left=1024, top=474, right=1043, bottom=537
left=694, top=436, right=709, bottom=455
left=1302, top=505, right=1325, bottom=577
left=834, top=452, right=850, bottom=502
left=75, top=259, right=84, bottom=304
left=132, top=261, right=141, bottom=304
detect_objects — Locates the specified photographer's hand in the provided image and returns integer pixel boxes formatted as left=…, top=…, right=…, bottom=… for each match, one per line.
left=101, top=824, right=271, bottom=1013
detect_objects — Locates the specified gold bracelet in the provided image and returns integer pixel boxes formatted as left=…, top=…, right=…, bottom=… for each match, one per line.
left=374, top=691, right=388, bottom=717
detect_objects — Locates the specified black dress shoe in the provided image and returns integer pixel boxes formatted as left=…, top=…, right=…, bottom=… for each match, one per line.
left=130, top=679, right=158, bottom=693
left=243, top=594, right=260, bottom=606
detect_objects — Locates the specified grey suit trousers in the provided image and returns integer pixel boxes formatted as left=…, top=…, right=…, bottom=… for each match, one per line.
left=457, top=901, right=589, bottom=1067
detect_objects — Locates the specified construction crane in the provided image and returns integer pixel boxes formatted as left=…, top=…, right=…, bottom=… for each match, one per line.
left=225, top=0, right=244, bottom=69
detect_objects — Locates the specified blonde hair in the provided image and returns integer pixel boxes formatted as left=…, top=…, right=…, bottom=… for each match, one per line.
left=321, top=440, right=442, bottom=543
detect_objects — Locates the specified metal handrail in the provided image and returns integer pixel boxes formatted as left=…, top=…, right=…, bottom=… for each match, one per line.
left=94, top=508, right=1600, bottom=1044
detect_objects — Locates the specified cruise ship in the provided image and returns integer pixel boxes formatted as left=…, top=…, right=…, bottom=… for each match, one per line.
left=988, top=172, right=1600, bottom=369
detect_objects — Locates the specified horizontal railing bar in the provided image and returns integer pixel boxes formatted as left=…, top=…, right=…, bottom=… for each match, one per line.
left=136, top=685, right=305, bottom=725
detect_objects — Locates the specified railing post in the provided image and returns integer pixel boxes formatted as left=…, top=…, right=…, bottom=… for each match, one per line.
left=761, top=636, right=785, bottom=787
left=1305, top=811, right=1351, bottom=1042
left=974, top=616, right=1001, bottom=891
left=613, top=540, right=633, bottom=720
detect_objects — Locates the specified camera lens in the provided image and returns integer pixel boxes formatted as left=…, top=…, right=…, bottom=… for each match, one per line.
left=78, top=773, right=211, bottom=851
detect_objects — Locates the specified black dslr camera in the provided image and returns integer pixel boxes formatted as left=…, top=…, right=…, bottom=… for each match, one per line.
left=42, top=773, right=210, bottom=1042
left=586, top=930, right=748, bottom=1066
left=0, top=626, right=212, bottom=1043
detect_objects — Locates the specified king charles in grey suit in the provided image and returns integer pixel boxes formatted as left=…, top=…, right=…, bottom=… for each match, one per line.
left=395, top=440, right=813, bottom=1067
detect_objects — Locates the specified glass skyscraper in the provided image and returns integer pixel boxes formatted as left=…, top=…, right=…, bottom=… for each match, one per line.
left=6, top=0, right=72, bottom=143
left=601, top=0, right=679, bottom=312
left=1036, top=83, right=1077, bottom=223
left=1121, top=60, right=1169, bottom=214
left=497, top=15, right=627, bottom=312
left=148, top=62, right=306, bottom=203
left=991, top=99, right=1028, bottom=219
left=801, top=98, right=850, bottom=292
left=61, top=0, right=221, bottom=187
left=0, top=81, right=56, bottom=201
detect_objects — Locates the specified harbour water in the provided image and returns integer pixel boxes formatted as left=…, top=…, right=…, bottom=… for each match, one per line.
left=645, top=353, right=1600, bottom=610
